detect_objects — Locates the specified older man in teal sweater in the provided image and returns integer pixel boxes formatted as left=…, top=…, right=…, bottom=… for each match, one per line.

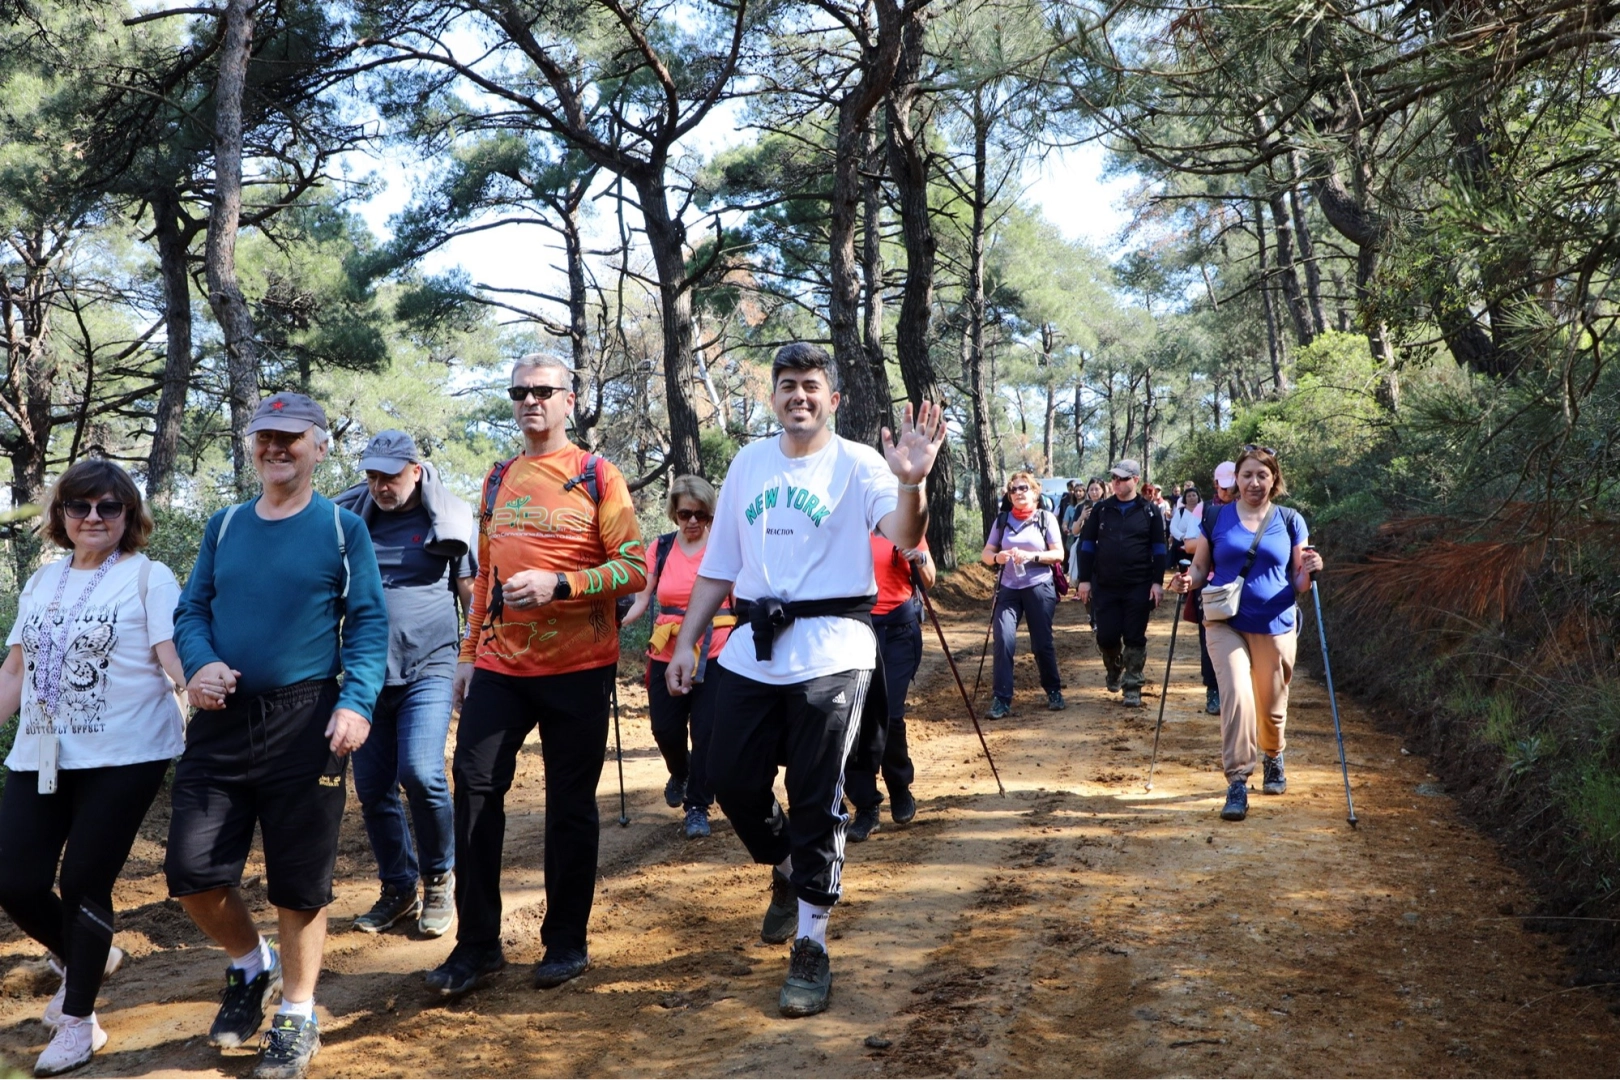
left=169, top=392, right=388, bottom=1080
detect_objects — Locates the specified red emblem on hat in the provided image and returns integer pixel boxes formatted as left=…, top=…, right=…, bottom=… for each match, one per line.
left=270, top=400, right=285, bottom=410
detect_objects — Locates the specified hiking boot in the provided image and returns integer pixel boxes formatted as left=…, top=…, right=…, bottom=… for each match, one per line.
left=761, top=869, right=797, bottom=945
left=425, top=942, right=505, bottom=999
left=890, top=786, right=917, bottom=825
left=778, top=937, right=832, bottom=1018
left=248, top=1013, right=320, bottom=1080
left=1205, top=688, right=1220, bottom=715
left=987, top=698, right=1012, bottom=720
left=1047, top=690, right=1066, bottom=711
left=419, top=872, right=455, bottom=938
left=34, top=1014, right=106, bottom=1077
left=1100, top=645, right=1124, bottom=692
left=353, top=882, right=421, bottom=934
left=1220, top=780, right=1249, bottom=822
left=532, top=949, right=589, bottom=989
left=1262, top=754, right=1287, bottom=795
left=43, top=947, right=123, bottom=1028
left=848, top=805, right=881, bottom=842
left=683, top=806, right=711, bottom=839
left=1122, top=687, right=1143, bottom=708
left=1121, top=645, right=1148, bottom=704
left=209, top=947, right=282, bottom=1049
left=663, top=774, right=687, bottom=808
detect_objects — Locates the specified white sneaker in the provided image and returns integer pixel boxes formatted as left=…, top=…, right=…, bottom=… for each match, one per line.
left=34, top=1014, right=106, bottom=1077
left=43, top=947, right=124, bottom=1028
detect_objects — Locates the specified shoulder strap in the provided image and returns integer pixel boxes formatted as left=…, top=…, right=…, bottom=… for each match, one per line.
left=992, top=509, right=1010, bottom=547
left=481, top=456, right=517, bottom=522
left=216, top=502, right=242, bottom=547
left=654, top=531, right=677, bottom=582
left=563, top=452, right=604, bottom=503
left=332, top=502, right=350, bottom=600
left=1237, top=505, right=1279, bottom=580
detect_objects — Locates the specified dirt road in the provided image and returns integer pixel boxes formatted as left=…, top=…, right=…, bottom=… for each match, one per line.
left=3, top=565, right=1617, bottom=1077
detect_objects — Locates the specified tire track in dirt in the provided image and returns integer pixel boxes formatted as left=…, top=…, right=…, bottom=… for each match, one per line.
left=0, top=565, right=1616, bottom=1076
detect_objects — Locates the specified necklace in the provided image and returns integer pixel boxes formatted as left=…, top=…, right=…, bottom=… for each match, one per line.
left=35, top=550, right=122, bottom=720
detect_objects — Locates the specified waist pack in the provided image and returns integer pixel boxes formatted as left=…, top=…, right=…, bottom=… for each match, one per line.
left=1201, top=505, right=1276, bottom=622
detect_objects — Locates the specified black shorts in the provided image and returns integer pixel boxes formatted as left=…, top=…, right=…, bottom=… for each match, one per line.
left=165, top=678, right=347, bottom=911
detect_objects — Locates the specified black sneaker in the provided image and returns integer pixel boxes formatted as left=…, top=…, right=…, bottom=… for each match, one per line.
left=532, top=949, right=590, bottom=989
left=761, top=869, right=796, bottom=945
left=352, top=882, right=421, bottom=934
left=1106, top=674, right=1121, bottom=693
left=1205, top=688, right=1220, bottom=715
left=1220, top=780, right=1248, bottom=821
left=1262, top=753, right=1287, bottom=795
left=778, top=937, right=832, bottom=1017
left=683, top=806, right=711, bottom=838
left=889, top=786, right=917, bottom=825
left=1047, top=690, right=1066, bottom=711
left=848, top=805, right=881, bottom=842
left=663, top=774, right=687, bottom=808
left=425, top=942, right=505, bottom=999
left=987, top=698, right=1011, bottom=720
left=210, top=948, right=282, bottom=1049
left=248, top=1013, right=319, bottom=1080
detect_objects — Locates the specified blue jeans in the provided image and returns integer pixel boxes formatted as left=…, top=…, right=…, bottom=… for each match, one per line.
left=992, top=581, right=1062, bottom=703
left=352, top=677, right=455, bottom=891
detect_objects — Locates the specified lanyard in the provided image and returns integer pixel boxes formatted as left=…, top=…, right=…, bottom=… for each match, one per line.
left=35, top=551, right=121, bottom=719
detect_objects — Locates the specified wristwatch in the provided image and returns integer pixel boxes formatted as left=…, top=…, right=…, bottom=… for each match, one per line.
left=554, top=572, right=572, bottom=601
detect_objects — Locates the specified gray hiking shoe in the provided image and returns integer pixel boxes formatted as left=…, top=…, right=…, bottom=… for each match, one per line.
left=987, top=698, right=1012, bottom=720
left=353, top=882, right=421, bottom=934
left=248, top=1013, right=319, bottom=1080
left=778, top=937, right=832, bottom=1017
left=1262, top=753, right=1287, bottom=795
left=419, top=871, right=455, bottom=937
left=1047, top=690, right=1066, bottom=711
left=1122, top=687, right=1143, bottom=708
left=761, top=869, right=797, bottom=945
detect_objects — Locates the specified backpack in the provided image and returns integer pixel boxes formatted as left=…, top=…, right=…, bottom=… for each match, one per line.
left=991, top=509, right=1070, bottom=597
left=481, top=451, right=634, bottom=624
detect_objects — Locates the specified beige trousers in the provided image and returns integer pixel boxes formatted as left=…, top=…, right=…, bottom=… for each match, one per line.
left=1204, top=620, right=1297, bottom=782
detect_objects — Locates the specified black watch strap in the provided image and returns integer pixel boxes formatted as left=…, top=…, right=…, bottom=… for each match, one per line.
left=554, top=572, right=571, bottom=601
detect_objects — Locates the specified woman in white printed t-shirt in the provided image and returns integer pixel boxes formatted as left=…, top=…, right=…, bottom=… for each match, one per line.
left=0, top=460, right=187, bottom=1078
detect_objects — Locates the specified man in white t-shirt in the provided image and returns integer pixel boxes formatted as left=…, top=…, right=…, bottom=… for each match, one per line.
left=667, top=343, right=944, bottom=1019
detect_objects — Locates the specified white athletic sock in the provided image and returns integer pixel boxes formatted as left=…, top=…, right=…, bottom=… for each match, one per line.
left=797, top=900, right=831, bottom=948
left=229, top=936, right=270, bottom=981
left=276, top=997, right=315, bottom=1021
left=775, top=856, right=793, bottom=879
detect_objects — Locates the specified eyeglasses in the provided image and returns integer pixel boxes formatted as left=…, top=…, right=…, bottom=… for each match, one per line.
left=507, top=384, right=570, bottom=402
left=675, top=509, right=712, bottom=524
left=63, top=500, right=125, bottom=521
left=1007, top=484, right=1031, bottom=493
left=1242, top=444, right=1277, bottom=456
left=1110, top=476, right=1134, bottom=482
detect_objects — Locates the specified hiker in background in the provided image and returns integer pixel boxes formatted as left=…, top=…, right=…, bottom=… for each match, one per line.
left=980, top=472, right=1067, bottom=719
left=1169, top=486, right=1203, bottom=567
left=622, top=475, right=733, bottom=840
left=1186, top=461, right=1238, bottom=715
left=1170, top=446, right=1322, bottom=823
left=1074, top=459, right=1166, bottom=708
left=0, top=460, right=186, bottom=1077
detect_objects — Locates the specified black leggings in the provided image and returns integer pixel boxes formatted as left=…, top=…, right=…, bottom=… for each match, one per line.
left=0, top=760, right=168, bottom=1018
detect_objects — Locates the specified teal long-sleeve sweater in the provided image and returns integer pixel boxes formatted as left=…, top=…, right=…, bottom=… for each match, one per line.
left=173, top=493, right=390, bottom=719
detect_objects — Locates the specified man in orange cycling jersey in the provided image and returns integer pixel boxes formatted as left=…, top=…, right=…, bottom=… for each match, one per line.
left=426, top=354, right=646, bottom=999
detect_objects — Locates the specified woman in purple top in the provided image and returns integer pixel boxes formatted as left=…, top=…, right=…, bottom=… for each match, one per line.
left=1169, top=447, right=1324, bottom=822
left=979, top=472, right=1066, bottom=719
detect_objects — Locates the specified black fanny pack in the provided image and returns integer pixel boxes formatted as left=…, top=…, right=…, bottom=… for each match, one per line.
left=732, top=594, right=877, bottom=662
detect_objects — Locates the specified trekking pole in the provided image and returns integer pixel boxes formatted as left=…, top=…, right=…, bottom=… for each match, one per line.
left=1304, top=545, right=1357, bottom=828
left=610, top=680, right=630, bottom=827
left=970, top=577, right=999, bottom=704
left=915, top=571, right=1007, bottom=798
left=1145, top=559, right=1191, bottom=792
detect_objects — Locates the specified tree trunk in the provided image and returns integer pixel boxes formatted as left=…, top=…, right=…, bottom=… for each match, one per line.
left=560, top=196, right=599, bottom=450
left=206, top=0, right=262, bottom=497
left=860, top=118, right=893, bottom=435
left=963, top=88, right=998, bottom=531
left=1141, top=368, right=1153, bottom=483
left=1288, top=152, right=1328, bottom=336
left=0, top=228, right=56, bottom=581
left=632, top=169, right=703, bottom=479
left=1265, top=189, right=1311, bottom=356
left=1071, top=382, right=1085, bottom=469
left=883, top=11, right=956, bottom=566
left=1330, top=268, right=1352, bottom=331
left=147, top=186, right=196, bottom=503
left=1255, top=199, right=1283, bottom=388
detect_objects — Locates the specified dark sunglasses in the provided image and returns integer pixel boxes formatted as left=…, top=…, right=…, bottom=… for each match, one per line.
left=1243, top=444, right=1277, bottom=456
left=1007, top=484, right=1031, bottom=493
left=507, top=384, right=569, bottom=402
left=675, top=509, right=712, bottom=524
left=63, top=500, right=125, bottom=521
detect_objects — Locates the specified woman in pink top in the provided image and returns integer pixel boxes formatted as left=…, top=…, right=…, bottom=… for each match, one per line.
left=623, top=476, right=733, bottom=838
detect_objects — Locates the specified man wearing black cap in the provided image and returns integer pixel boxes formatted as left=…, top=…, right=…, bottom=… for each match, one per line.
left=1074, top=458, right=1166, bottom=708
left=335, top=431, right=478, bottom=941
left=170, top=392, right=389, bottom=1080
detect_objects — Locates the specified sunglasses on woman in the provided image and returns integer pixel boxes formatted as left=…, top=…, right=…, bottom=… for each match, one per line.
left=1007, top=484, right=1031, bottom=494
left=675, top=509, right=712, bottom=523
left=1243, top=444, right=1277, bottom=456
left=507, top=384, right=570, bottom=402
left=63, top=500, right=125, bottom=520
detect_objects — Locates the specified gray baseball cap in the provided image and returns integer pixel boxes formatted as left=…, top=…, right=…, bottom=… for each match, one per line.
left=245, top=392, right=328, bottom=435
left=1110, top=458, right=1142, bottom=479
left=358, top=429, right=421, bottom=475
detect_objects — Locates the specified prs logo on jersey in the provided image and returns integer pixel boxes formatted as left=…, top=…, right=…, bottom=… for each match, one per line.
left=491, top=504, right=593, bottom=533
left=744, top=484, right=832, bottom=528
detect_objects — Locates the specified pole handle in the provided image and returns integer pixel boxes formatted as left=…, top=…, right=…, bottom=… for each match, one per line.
left=1303, top=543, right=1319, bottom=584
